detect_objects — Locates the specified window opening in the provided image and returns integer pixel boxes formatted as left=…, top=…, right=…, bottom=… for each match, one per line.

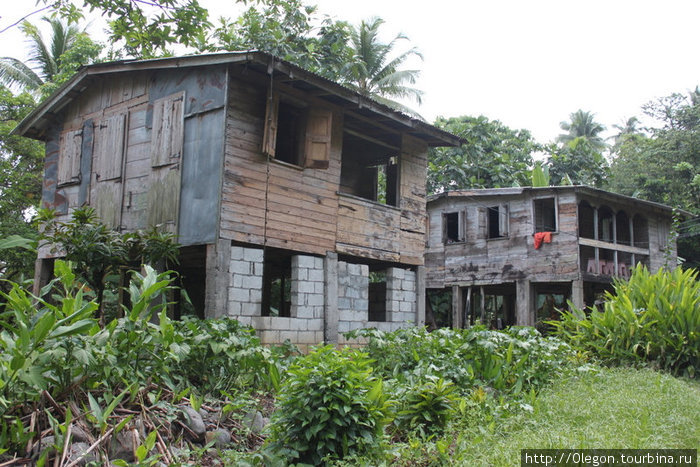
left=444, top=212, right=462, bottom=243
left=274, top=100, right=306, bottom=166
left=340, top=130, right=400, bottom=206
left=534, top=198, right=556, bottom=232
left=487, top=205, right=508, bottom=239
left=368, top=270, right=387, bottom=322
left=262, top=253, right=292, bottom=317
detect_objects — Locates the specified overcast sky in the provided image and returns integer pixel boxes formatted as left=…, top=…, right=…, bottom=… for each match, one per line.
left=2, top=0, right=699, bottom=143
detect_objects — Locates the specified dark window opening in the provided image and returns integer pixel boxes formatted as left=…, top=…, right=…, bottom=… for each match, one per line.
left=444, top=212, right=462, bottom=243
left=174, top=245, right=207, bottom=320
left=534, top=198, right=556, bottom=232
left=633, top=214, right=649, bottom=248
left=368, top=270, right=387, bottom=322
left=578, top=201, right=595, bottom=239
left=598, top=206, right=614, bottom=242
left=616, top=211, right=631, bottom=245
left=468, top=285, right=516, bottom=329
left=262, top=252, right=292, bottom=317
left=275, top=101, right=306, bottom=166
left=487, top=205, right=508, bottom=239
left=340, top=131, right=399, bottom=206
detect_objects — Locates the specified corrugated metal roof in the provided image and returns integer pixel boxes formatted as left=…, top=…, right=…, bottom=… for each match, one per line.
left=429, top=185, right=689, bottom=216
left=13, top=51, right=463, bottom=147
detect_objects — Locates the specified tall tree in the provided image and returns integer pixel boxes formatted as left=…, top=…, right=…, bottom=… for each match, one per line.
left=341, top=17, right=423, bottom=114
left=0, top=17, right=84, bottom=92
left=557, top=109, right=607, bottom=153
left=545, top=138, right=608, bottom=187
left=428, top=116, right=540, bottom=194
left=207, top=0, right=352, bottom=81
left=0, top=86, right=43, bottom=285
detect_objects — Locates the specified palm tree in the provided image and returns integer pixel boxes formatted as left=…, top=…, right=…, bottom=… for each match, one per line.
left=609, top=116, right=641, bottom=149
left=341, top=17, right=424, bottom=115
left=0, top=18, right=82, bottom=92
left=556, top=110, right=607, bottom=152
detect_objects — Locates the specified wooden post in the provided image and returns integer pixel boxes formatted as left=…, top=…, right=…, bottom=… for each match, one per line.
left=451, top=285, right=463, bottom=329
left=416, top=266, right=426, bottom=326
left=571, top=279, right=585, bottom=310
left=204, top=239, right=231, bottom=319
left=516, top=279, right=532, bottom=326
left=324, top=251, right=338, bottom=344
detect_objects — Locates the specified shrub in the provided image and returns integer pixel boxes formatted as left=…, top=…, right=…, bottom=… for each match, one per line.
left=393, top=376, right=456, bottom=438
left=552, top=266, right=700, bottom=377
left=350, top=326, right=576, bottom=396
left=265, top=345, right=391, bottom=464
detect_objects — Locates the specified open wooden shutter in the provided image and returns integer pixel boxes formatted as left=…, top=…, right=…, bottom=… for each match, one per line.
left=478, top=207, right=487, bottom=239
left=57, top=129, right=83, bottom=185
left=151, top=92, right=184, bottom=167
left=262, top=88, right=279, bottom=157
left=93, top=113, right=126, bottom=181
left=499, top=204, right=509, bottom=237
left=304, top=107, right=332, bottom=169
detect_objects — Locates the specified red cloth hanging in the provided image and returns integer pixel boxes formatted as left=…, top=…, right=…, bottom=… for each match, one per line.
left=533, top=231, right=552, bottom=249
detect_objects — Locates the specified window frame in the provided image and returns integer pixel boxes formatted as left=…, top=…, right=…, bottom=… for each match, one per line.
left=533, top=196, right=558, bottom=233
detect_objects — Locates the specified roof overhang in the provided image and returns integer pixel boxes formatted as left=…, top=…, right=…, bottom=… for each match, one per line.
left=428, top=185, right=690, bottom=217
left=13, top=51, right=463, bottom=147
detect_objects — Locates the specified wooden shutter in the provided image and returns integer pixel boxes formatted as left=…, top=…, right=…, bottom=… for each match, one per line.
left=478, top=207, right=487, bottom=239
left=57, top=129, right=82, bottom=185
left=304, top=107, right=332, bottom=169
left=262, top=89, right=279, bottom=157
left=93, top=113, right=126, bottom=181
left=151, top=92, right=185, bottom=167
left=499, top=204, right=509, bottom=237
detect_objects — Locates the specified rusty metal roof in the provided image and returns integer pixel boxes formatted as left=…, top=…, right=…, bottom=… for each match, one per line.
left=429, top=185, right=690, bottom=217
left=13, top=51, right=463, bottom=147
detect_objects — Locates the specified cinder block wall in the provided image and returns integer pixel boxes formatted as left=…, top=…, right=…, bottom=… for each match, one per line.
left=222, top=246, right=418, bottom=350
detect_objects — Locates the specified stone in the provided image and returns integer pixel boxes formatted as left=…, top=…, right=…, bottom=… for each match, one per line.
left=70, top=425, right=91, bottom=444
left=66, top=442, right=98, bottom=466
left=205, top=428, right=232, bottom=448
left=181, top=406, right=206, bottom=440
left=37, top=435, right=56, bottom=457
left=109, top=430, right=136, bottom=463
left=243, top=410, right=266, bottom=433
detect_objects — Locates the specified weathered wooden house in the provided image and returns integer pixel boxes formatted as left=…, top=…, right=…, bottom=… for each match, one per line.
left=426, top=186, right=680, bottom=329
left=15, top=52, right=461, bottom=348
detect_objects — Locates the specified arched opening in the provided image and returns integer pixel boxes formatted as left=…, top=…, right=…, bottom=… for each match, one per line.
left=598, top=206, right=614, bottom=242
left=616, top=210, right=631, bottom=245
left=633, top=214, right=649, bottom=248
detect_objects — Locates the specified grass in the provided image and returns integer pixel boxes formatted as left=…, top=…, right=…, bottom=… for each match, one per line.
left=454, top=367, right=700, bottom=466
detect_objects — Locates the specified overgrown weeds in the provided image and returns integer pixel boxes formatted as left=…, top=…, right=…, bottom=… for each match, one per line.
left=552, top=266, right=700, bottom=377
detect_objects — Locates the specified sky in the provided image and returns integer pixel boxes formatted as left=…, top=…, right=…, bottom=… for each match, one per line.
left=2, top=0, right=699, bottom=144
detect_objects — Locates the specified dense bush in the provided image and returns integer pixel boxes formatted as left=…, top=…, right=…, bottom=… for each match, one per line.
left=552, top=266, right=700, bottom=377
left=350, top=326, right=577, bottom=396
left=0, top=261, right=288, bottom=455
left=265, top=345, right=391, bottom=464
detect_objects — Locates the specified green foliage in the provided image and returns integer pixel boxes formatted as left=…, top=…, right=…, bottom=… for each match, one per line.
left=531, top=161, right=550, bottom=187
left=208, top=0, right=352, bottom=81
left=0, top=86, right=43, bottom=286
left=393, top=376, right=456, bottom=438
left=0, top=260, right=98, bottom=415
left=265, top=345, right=390, bottom=465
left=545, top=137, right=608, bottom=187
left=428, top=115, right=540, bottom=193
left=351, top=326, right=577, bottom=397
left=44, top=0, right=209, bottom=58
left=38, top=207, right=179, bottom=319
left=607, top=89, right=700, bottom=215
left=340, top=16, right=423, bottom=114
left=552, top=266, right=700, bottom=377
left=556, top=109, right=607, bottom=153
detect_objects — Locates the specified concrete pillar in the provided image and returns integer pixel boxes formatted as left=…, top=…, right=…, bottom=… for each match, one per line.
left=204, top=239, right=231, bottom=319
left=571, top=279, right=585, bottom=310
left=515, top=279, right=533, bottom=326
left=324, top=251, right=338, bottom=344
left=451, top=285, right=463, bottom=329
left=416, top=266, right=426, bottom=326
